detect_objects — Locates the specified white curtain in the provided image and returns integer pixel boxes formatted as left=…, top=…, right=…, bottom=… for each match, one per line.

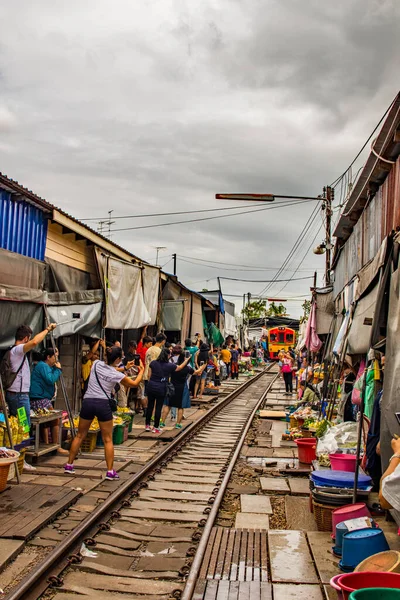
left=142, top=265, right=160, bottom=325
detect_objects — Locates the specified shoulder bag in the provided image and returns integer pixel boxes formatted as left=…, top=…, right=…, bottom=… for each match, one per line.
left=94, top=363, right=118, bottom=412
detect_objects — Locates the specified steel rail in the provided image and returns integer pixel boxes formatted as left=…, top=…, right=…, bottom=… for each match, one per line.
left=6, top=365, right=273, bottom=600
left=181, top=370, right=279, bottom=600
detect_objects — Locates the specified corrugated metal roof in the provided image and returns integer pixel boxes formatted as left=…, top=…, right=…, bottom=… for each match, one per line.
left=333, top=92, right=400, bottom=244
left=0, top=172, right=147, bottom=266
left=0, top=190, right=47, bottom=260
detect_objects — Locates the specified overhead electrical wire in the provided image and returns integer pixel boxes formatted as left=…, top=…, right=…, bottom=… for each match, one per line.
left=218, top=275, right=313, bottom=283
left=177, top=256, right=319, bottom=273
left=80, top=204, right=265, bottom=221
left=257, top=203, right=321, bottom=296
left=110, top=199, right=315, bottom=233
left=177, top=254, right=321, bottom=272
left=330, top=94, right=397, bottom=189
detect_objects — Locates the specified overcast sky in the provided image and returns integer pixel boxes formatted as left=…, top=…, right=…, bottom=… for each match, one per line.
left=1, top=0, right=399, bottom=317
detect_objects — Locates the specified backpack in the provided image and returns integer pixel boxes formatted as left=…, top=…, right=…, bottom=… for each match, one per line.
left=0, top=346, right=26, bottom=391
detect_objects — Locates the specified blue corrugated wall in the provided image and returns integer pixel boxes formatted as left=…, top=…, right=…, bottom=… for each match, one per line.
left=0, top=190, right=48, bottom=261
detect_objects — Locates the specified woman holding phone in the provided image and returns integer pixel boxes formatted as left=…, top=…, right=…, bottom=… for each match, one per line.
left=194, top=343, right=211, bottom=399
left=161, top=349, right=206, bottom=428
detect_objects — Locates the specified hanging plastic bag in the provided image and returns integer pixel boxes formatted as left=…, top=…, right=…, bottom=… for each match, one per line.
left=316, top=421, right=358, bottom=456
left=351, top=359, right=366, bottom=405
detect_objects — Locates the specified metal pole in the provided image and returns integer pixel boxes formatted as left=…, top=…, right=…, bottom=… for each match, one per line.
left=0, top=374, right=21, bottom=484
left=352, top=360, right=370, bottom=503
left=172, top=253, right=177, bottom=276
left=325, top=186, right=333, bottom=286
left=44, top=307, right=76, bottom=439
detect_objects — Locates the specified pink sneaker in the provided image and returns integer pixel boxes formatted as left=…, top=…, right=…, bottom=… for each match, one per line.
left=152, top=428, right=161, bottom=434
left=145, top=425, right=151, bottom=431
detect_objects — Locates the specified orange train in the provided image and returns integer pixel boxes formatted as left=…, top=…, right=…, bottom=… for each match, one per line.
left=267, top=326, right=295, bottom=360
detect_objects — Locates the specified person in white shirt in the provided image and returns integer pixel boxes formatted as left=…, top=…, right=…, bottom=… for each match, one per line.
left=379, top=437, right=400, bottom=511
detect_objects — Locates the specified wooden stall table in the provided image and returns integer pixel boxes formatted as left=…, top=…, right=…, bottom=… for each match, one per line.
left=26, top=410, right=63, bottom=457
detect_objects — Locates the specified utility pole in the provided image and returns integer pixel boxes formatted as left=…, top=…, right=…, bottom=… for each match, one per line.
left=172, top=253, right=177, bottom=276
left=324, top=186, right=333, bottom=286
left=154, top=246, right=167, bottom=267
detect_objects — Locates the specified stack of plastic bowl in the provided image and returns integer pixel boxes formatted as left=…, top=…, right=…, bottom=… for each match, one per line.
left=332, top=503, right=371, bottom=535
left=332, top=519, right=376, bottom=557
left=330, top=572, right=400, bottom=599
left=340, top=528, right=390, bottom=572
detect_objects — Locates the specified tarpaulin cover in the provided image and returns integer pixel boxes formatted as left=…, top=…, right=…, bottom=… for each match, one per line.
left=161, top=300, right=183, bottom=331
left=46, top=257, right=91, bottom=292
left=47, top=290, right=103, bottom=306
left=207, top=322, right=224, bottom=346
left=333, top=279, right=357, bottom=356
left=380, top=266, right=400, bottom=467
left=224, top=311, right=237, bottom=337
left=0, top=284, right=47, bottom=304
left=142, top=266, right=159, bottom=325
left=190, top=295, right=204, bottom=338
left=346, top=283, right=378, bottom=354
left=162, top=279, right=181, bottom=300
left=95, top=250, right=151, bottom=330
left=0, top=247, right=46, bottom=290
left=47, top=302, right=102, bottom=339
left=356, top=237, right=387, bottom=300
left=0, top=301, right=43, bottom=349
left=315, top=288, right=334, bottom=335
left=201, top=291, right=224, bottom=314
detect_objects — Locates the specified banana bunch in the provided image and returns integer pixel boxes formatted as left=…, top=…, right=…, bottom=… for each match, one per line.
left=64, top=416, right=80, bottom=429
left=89, top=417, right=100, bottom=431
left=113, top=416, right=124, bottom=425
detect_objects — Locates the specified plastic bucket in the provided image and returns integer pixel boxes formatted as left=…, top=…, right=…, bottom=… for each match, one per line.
left=333, top=522, right=350, bottom=556
left=295, top=438, right=316, bottom=464
left=341, top=528, right=390, bottom=572
left=339, top=572, right=400, bottom=599
left=330, top=574, right=345, bottom=599
left=330, top=453, right=358, bottom=472
left=332, top=503, right=371, bottom=535
left=349, top=589, right=400, bottom=600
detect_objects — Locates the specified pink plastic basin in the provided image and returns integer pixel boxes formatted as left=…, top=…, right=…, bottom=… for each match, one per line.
left=332, top=503, right=371, bottom=536
left=330, top=453, right=357, bottom=472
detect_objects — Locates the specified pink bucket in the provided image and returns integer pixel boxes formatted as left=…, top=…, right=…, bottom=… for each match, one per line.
left=330, top=453, right=357, bottom=472
left=332, top=503, right=371, bottom=536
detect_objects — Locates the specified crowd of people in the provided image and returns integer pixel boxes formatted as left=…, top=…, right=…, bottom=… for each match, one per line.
left=1, top=324, right=246, bottom=481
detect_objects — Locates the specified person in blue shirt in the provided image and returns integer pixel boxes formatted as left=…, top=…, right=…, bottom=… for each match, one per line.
left=30, top=348, right=62, bottom=447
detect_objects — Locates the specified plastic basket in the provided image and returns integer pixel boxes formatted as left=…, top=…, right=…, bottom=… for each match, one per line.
left=290, top=416, right=297, bottom=429
left=17, top=450, right=26, bottom=475
left=81, top=431, right=98, bottom=453
left=312, top=499, right=337, bottom=532
left=113, top=424, right=128, bottom=445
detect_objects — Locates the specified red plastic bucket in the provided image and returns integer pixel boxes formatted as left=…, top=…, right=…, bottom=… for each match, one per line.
left=338, top=571, right=400, bottom=599
left=295, top=438, right=317, bottom=464
left=330, top=453, right=357, bottom=472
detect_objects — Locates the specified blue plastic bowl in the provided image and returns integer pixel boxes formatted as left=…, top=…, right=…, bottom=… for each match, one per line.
left=340, top=528, right=390, bottom=572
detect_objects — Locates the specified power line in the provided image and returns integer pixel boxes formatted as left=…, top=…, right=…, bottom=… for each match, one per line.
left=177, top=256, right=320, bottom=273
left=330, top=93, right=397, bottom=189
left=219, top=275, right=313, bottom=283
left=111, top=199, right=315, bottom=233
left=177, top=254, right=321, bottom=272
left=257, top=203, right=320, bottom=296
left=79, top=203, right=265, bottom=221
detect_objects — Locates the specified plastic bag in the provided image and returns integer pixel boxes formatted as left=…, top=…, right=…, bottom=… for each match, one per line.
left=316, top=421, right=358, bottom=456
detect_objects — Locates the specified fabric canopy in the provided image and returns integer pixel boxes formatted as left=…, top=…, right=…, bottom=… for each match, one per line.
left=142, top=266, right=160, bottom=325
left=47, top=289, right=103, bottom=306
left=315, top=288, right=334, bottom=335
left=161, top=300, right=184, bottom=331
left=95, top=249, right=151, bottom=330
left=0, top=248, right=46, bottom=290
left=0, top=284, right=47, bottom=304
left=304, top=302, right=322, bottom=352
left=47, top=302, right=102, bottom=339
left=0, top=301, right=43, bottom=349
left=190, top=295, right=204, bottom=338
left=46, top=257, right=92, bottom=292
left=346, top=283, right=379, bottom=354
left=224, top=312, right=237, bottom=337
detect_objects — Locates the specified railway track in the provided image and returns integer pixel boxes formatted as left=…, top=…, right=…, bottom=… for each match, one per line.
left=6, top=365, right=279, bottom=600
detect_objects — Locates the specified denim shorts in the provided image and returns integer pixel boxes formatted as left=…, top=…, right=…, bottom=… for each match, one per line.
left=6, top=392, right=31, bottom=426
left=80, top=397, right=113, bottom=422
